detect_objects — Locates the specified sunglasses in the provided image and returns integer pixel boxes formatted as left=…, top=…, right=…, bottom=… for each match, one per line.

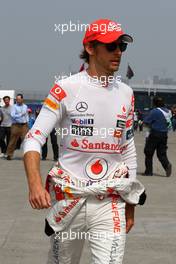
left=93, top=41, right=128, bottom=52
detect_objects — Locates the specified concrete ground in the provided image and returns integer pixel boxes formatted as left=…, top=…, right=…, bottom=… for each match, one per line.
left=0, top=131, right=175, bottom=264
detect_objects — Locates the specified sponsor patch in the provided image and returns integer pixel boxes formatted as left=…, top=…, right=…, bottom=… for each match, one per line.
left=122, top=105, right=127, bottom=115
left=116, top=120, right=126, bottom=129
left=71, top=125, right=93, bottom=136
left=34, top=129, right=42, bottom=135
left=44, top=98, right=59, bottom=110
left=111, top=195, right=121, bottom=233
left=50, top=84, right=66, bottom=101
left=55, top=198, right=80, bottom=223
left=126, top=119, right=133, bottom=128
left=71, top=139, right=80, bottom=147
left=114, top=129, right=122, bottom=138
left=71, top=118, right=94, bottom=125
left=116, top=114, right=126, bottom=119
left=126, top=129, right=134, bottom=140
left=85, top=158, right=108, bottom=180
left=69, top=139, right=127, bottom=153
left=76, top=102, right=88, bottom=112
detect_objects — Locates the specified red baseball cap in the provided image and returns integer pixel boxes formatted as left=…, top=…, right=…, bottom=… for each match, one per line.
left=83, top=19, right=133, bottom=45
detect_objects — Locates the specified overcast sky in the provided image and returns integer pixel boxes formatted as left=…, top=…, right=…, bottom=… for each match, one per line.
left=0, top=0, right=176, bottom=93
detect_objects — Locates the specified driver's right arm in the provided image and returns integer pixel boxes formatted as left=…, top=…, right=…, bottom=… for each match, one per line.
left=23, top=85, right=66, bottom=209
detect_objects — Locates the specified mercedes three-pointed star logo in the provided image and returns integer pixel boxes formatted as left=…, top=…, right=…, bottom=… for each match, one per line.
left=76, top=102, right=88, bottom=112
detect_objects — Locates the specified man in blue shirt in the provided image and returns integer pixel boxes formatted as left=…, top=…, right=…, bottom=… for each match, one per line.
left=6, top=94, right=29, bottom=160
left=143, top=96, right=172, bottom=177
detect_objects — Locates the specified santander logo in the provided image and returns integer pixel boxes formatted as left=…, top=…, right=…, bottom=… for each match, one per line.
left=71, top=139, right=79, bottom=147
left=70, top=139, right=127, bottom=153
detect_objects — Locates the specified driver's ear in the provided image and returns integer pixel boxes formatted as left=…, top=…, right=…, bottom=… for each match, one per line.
left=84, top=42, right=96, bottom=56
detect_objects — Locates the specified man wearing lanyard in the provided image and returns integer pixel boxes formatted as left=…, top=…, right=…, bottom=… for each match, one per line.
left=23, top=19, right=146, bottom=263
left=6, top=93, right=29, bottom=160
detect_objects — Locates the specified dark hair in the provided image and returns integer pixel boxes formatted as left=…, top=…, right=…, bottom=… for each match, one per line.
left=80, top=49, right=89, bottom=63
left=79, top=41, right=99, bottom=63
left=16, top=93, right=23, bottom=99
left=153, top=96, right=165, bottom=107
left=3, top=96, right=10, bottom=100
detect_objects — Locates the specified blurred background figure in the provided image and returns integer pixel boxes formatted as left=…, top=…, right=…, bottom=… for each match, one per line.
left=34, top=107, right=59, bottom=161
left=137, top=110, right=144, bottom=132
left=0, top=96, right=12, bottom=158
left=27, top=108, right=35, bottom=129
left=143, top=96, right=172, bottom=177
left=42, top=128, right=59, bottom=161
left=6, top=94, right=29, bottom=160
left=171, top=104, right=176, bottom=131
left=133, top=111, right=138, bottom=131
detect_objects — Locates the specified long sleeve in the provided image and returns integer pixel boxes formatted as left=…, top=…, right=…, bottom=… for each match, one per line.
left=23, top=84, right=66, bottom=155
left=121, top=93, right=137, bottom=180
left=11, top=104, right=29, bottom=123
left=11, top=105, right=24, bottom=119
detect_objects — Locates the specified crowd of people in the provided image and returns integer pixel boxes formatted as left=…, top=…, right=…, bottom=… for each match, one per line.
left=0, top=94, right=59, bottom=160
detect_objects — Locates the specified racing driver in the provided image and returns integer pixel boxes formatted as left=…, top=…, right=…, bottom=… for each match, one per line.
left=23, top=18, right=146, bottom=264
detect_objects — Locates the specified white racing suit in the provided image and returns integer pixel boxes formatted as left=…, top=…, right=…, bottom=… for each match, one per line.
left=23, top=70, right=146, bottom=264
left=46, top=162, right=145, bottom=264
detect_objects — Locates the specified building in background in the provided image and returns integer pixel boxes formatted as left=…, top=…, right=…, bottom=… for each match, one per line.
left=1, top=75, right=176, bottom=112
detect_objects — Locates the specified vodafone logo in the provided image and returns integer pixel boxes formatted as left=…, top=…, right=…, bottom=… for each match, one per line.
left=85, top=158, right=108, bottom=180
left=50, top=84, right=67, bottom=101
left=122, top=105, right=126, bottom=114
left=54, top=87, right=62, bottom=94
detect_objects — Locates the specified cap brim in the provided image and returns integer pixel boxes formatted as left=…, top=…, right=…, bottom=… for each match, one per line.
left=119, top=34, right=133, bottom=43
left=96, top=32, right=133, bottom=43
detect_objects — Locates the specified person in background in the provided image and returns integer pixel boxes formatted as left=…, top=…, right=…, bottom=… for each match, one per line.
left=0, top=96, right=12, bottom=158
left=138, top=110, right=144, bottom=132
left=28, top=108, right=35, bottom=129
left=42, top=128, right=59, bottom=161
left=34, top=107, right=59, bottom=161
left=133, top=111, right=138, bottom=131
left=171, top=104, right=176, bottom=131
left=143, top=96, right=172, bottom=177
left=6, top=94, right=29, bottom=160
